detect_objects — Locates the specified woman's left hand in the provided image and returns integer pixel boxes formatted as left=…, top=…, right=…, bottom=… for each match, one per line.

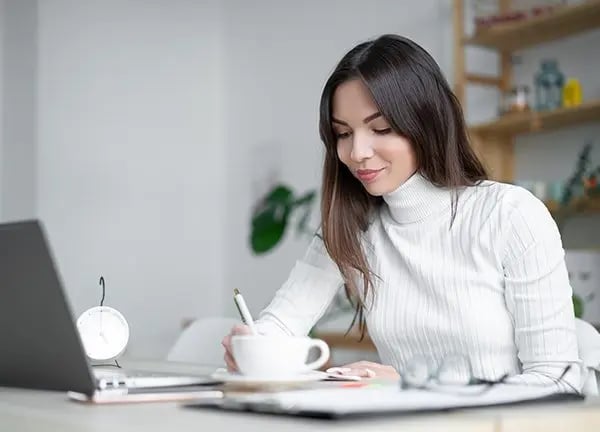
left=327, top=361, right=400, bottom=380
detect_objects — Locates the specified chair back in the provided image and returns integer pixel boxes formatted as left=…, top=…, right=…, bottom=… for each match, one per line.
left=576, top=317, right=600, bottom=395
left=167, top=316, right=239, bottom=366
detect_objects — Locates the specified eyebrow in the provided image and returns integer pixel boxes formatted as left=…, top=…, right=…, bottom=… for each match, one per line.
left=331, top=112, right=382, bottom=126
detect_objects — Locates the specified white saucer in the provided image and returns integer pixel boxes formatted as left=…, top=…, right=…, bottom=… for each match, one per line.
left=211, top=368, right=327, bottom=385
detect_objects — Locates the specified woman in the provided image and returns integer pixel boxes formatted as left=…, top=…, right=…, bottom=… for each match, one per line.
left=222, top=34, right=581, bottom=391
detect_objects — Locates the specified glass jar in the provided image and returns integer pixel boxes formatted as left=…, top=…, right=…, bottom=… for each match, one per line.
left=499, top=85, right=530, bottom=115
left=535, top=59, right=565, bottom=111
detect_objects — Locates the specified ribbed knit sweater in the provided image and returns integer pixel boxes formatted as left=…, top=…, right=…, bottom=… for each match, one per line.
left=255, top=173, right=582, bottom=391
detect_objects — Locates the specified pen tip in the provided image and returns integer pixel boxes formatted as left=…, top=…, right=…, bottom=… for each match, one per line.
left=233, top=288, right=240, bottom=296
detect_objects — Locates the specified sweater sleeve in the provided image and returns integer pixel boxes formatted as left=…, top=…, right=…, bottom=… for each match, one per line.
left=253, top=234, right=344, bottom=337
left=502, top=187, right=582, bottom=393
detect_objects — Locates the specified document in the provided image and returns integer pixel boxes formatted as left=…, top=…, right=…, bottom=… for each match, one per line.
left=189, top=382, right=582, bottom=418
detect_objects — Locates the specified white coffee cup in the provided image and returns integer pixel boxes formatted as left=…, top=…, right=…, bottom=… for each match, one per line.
left=231, top=335, right=330, bottom=378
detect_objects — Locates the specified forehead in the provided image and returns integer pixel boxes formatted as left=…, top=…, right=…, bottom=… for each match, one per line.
left=332, top=79, right=379, bottom=122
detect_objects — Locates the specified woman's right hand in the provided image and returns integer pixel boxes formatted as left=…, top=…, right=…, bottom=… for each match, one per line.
left=221, top=324, right=252, bottom=371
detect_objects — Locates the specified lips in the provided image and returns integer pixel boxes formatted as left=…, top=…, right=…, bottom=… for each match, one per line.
left=356, top=168, right=385, bottom=183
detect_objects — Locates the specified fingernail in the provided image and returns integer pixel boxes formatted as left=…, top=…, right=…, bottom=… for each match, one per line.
left=364, top=368, right=376, bottom=378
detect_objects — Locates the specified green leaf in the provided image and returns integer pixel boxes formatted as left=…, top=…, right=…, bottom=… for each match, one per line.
left=296, top=204, right=313, bottom=238
left=250, top=217, right=287, bottom=253
left=264, top=185, right=294, bottom=205
left=573, top=294, right=584, bottom=318
left=250, top=185, right=294, bottom=254
left=292, top=190, right=316, bottom=207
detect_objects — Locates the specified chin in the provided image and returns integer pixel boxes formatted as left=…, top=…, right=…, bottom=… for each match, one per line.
left=362, top=182, right=392, bottom=196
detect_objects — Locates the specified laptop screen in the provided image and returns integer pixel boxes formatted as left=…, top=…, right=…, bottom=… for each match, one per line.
left=0, top=220, right=96, bottom=395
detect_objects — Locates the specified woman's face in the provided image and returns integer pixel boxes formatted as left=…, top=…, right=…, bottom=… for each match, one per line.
left=332, top=79, right=417, bottom=196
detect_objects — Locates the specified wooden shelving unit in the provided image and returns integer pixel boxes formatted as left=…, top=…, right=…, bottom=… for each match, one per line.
left=471, top=99, right=600, bottom=136
left=465, top=0, right=600, bottom=51
left=454, top=0, right=600, bottom=183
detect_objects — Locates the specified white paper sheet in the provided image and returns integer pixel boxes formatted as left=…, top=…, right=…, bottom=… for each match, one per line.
left=222, top=383, right=575, bottom=416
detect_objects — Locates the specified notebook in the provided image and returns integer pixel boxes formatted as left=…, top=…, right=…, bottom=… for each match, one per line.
left=186, top=382, right=584, bottom=419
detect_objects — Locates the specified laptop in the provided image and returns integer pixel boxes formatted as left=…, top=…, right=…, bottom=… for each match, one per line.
left=0, top=220, right=221, bottom=400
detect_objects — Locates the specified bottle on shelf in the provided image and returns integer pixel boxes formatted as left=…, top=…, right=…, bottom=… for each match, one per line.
left=534, top=59, right=565, bottom=111
left=562, top=78, right=583, bottom=108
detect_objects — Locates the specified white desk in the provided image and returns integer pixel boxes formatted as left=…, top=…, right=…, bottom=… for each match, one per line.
left=2, top=360, right=600, bottom=432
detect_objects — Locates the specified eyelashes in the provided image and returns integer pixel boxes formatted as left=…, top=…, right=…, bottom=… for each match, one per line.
left=373, top=128, right=392, bottom=135
left=334, top=128, right=392, bottom=139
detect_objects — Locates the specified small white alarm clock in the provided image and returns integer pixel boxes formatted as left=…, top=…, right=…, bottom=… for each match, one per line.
left=77, top=306, right=129, bottom=362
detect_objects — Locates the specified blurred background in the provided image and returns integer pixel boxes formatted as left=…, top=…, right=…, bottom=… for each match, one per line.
left=0, top=0, right=598, bottom=363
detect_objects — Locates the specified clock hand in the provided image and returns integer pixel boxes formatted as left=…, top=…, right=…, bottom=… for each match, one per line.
left=100, top=331, right=109, bottom=344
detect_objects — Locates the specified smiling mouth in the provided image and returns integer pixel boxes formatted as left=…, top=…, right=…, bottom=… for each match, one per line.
left=356, top=168, right=385, bottom=183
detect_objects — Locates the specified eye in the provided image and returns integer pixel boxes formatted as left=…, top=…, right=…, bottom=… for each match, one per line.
left=335, top=131, right=352, bottom=140
left=373, top=128, right=392, bottom=135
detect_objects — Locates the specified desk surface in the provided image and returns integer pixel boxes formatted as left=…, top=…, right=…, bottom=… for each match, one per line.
left=2, top=360, right=600, bottom=432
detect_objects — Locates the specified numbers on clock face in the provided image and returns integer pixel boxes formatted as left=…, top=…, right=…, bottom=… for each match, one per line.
left=78, top=307, right=128, bottom=360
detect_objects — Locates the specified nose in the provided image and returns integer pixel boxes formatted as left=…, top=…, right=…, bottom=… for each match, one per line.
left=350, top=132, right=375, bottom=162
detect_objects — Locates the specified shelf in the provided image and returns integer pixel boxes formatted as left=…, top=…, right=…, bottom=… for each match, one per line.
left=465, top=0, right=600, bottom=52
left=470, top=100, right=600, bottom=136
left=547, top=195, right=600, bottom=218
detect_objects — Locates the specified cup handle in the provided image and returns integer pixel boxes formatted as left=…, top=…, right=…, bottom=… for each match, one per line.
left=303, top=339, right=330, bottom=371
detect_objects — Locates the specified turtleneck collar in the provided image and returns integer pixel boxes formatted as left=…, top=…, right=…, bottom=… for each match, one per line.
left=382, top=172, right=453, bottom=224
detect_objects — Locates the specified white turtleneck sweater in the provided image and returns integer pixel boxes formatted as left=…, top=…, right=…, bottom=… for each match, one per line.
left=255, top=173, right=582, bottom=392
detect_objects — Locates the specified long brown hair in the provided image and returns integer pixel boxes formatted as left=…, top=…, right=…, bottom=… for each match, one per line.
left=318, top=34, right=488, bottom=338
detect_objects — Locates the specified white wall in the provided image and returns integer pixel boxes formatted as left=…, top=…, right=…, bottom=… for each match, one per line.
left=221, top=0, right=455, bottom=318
left=36, top=0, right=225, bottom=358
left=1, top=0, right=37, bottom=222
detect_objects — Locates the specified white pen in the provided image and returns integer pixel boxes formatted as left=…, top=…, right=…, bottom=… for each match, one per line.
left=233, top=288, right=257, bottom=334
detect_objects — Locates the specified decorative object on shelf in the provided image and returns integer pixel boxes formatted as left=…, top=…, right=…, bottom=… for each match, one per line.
left=556, top=141, right=597, bottom=213
left=535, top=59, right=565, bottom=111
left=473, top=0, right=564, bottom=31
left=549, top=180, right=567, bottom=204
left=563, top=77, right=583, bottom=108
left=500, top=85, right=531, bottom=115
left=250, top=183, right=316, bottom=254
left=584, top=164, right=599, bottom=194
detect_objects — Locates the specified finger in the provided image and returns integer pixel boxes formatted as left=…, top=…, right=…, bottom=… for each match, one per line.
left=232, top=324, right=252, bottom=335
left=221, top=334, right=231, bottom=349
left=349, top=361, right=378, bottom=367
left=326, top=367, right=352, bottom=375
left=224, top=351, right=237, bottom=372
left=346, top=368, right=377, bottom=378
left=336, top=362, right=368, bottom=370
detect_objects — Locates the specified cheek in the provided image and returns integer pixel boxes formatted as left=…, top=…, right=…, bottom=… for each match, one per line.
left=378, top=138, right=416, bottom=169
left=336, top=141, right=351, bottom=165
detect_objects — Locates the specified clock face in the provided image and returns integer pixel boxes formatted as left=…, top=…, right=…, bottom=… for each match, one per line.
left=77, top=306, right=129, bottom=361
